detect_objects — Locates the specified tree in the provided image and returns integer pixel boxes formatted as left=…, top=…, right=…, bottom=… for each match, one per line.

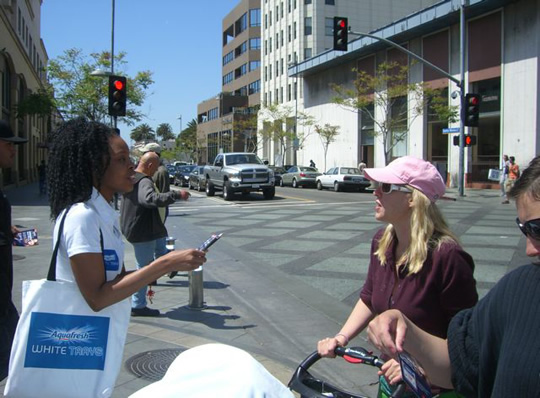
left=130, top=123, right=155, bottom=143
left=315, top=123, right=341, bottom=171
left=16, top=88, right=56, bottom=119
left=332, top=61, right=458, bottom=165
left=176, top=118, right=198, bottom=161
left=232, top=106, right=259, bottom=152
left=46, top=48, right=154, bottom=125
left=156, top=123, right=175, bottom=141
left=258, top=104, right=315, bottom=161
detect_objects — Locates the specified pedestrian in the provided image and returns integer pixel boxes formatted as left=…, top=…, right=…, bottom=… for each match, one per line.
left=358, top=160, right=367, bottom=174
left=317, top=156, right=477, bottom=398
left=309, top=159, right=316, bottom=168
left=502, top=155, right=520, bottom=204
left=367, top=155, right=540, bottom=398
left=121, top=151, right=191, bottom=317
left=0, top=120, right=27, bottom=381
left=499, top=154, right=509, bottom=197
left=38, top=160, right=47, bottom=196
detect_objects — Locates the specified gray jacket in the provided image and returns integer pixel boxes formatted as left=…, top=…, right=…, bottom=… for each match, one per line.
left=120, top=172, right=178, bottom=243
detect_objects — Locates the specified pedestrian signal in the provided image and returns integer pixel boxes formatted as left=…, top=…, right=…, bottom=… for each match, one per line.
left=453, top=135, right=477, bottom=146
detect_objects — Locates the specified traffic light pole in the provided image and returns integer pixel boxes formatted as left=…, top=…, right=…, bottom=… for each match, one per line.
left=458, top=0, right=466, bottom=197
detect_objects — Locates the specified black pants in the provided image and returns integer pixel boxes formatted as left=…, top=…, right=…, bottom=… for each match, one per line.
left=0, top=302, right=19, bottom=381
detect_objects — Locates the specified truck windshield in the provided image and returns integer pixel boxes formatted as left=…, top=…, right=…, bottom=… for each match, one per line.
left=226, top=154, right=263, bottom=165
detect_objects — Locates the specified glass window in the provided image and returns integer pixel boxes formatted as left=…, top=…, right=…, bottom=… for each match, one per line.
left=325, top=18, right=334, bottom=36
left=249, top=9, right=261, bottom=27
left=223, top=51, right=234, bottom=65
left=249, top=80, right=260, bottom=95
left=304, top=48, right=312, bottom=59
left=294, top=22, right=297, bottom=39
left=276, top=32, right=279, bottom=49
left=236, top=13, right=248, bottom=34
left=223, top=72, right=234, bottom=86
left=325, top=0, right=335, bottom=4
left=249, top=37, right=261, bottom=50
left=249, top=60, right=260, bottom=71
left=305, top=0, right=312, bottom=4
left=280, top=29, right=284, bottom=46
left=304, top=17, right=312, bottom=36
left=264, top=13, right=267, bottom=29
left=288, top=25, right=292, bottom=42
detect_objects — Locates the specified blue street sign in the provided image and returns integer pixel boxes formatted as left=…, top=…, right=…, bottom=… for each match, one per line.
left=442, top=127, right=460, bottom=134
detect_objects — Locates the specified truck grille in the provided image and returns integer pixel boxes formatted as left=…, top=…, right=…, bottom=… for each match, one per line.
left=240, top=168, right=269, bottom=183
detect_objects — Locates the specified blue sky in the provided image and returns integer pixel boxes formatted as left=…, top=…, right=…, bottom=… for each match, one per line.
left=41, top=0, right=240, bottom=144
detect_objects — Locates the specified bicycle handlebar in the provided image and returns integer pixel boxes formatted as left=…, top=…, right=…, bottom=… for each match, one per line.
left=288, top=346, right=406, bottom=398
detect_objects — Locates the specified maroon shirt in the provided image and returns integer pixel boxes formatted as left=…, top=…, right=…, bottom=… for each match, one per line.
left=360, top=229, right=478, bottom=338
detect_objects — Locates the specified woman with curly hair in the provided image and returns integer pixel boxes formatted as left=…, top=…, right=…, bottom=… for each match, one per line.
left=47, top=117, right=206, bottom=312
left=317, top=156, right=478, bottom=398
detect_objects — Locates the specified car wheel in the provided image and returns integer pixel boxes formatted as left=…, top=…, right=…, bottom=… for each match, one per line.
left=292, top=178, right=298, bottom=188
left=206, top=181, right=215, bottom=197
left=263, top=187, right=275, bottom=200
left=279, top=178, right=284, bottom=187
left=223, top=181, right=234, bottom=201
left=334, top=182, right=341, bottom=192
left=317, top=181, right=323, bottom=190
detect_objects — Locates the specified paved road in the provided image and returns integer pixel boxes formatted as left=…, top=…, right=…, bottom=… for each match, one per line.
left=1, top=183, right=528, bottom=397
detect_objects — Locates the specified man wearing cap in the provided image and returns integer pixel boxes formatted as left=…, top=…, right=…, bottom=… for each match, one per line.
left=0, top=120, right=28, bottom=380
left=317, top=156, right=477, bottom=397
left=120, top=151, right=190, bottom=317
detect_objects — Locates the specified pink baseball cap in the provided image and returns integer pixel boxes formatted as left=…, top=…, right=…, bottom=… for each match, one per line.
left=363, top=156, right=445, bottom=202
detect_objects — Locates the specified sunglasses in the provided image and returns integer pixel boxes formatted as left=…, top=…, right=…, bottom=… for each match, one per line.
left=516, top=217, right=540, bottom=240
left=375, top=182, right=413, bottom=195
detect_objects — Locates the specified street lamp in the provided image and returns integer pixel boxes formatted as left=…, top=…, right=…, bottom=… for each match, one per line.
left=178, top=115, right=182, bottom=135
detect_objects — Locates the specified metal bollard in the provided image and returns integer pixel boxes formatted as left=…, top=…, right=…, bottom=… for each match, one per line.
left=188, top=268, right=206, bottom=310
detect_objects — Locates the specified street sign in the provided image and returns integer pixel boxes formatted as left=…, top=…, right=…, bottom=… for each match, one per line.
left=442, top=127, right=460, bottom=134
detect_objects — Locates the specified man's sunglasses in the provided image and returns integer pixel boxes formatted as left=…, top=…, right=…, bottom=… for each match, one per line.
left=375, top=182, right=413, bottom=195
left=516, top=217, right=540, bottom=240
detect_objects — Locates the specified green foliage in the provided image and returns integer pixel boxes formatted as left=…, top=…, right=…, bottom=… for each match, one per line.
left=16, top=88, right=56, bottom=118
left=258, top=104, right=315, bottom=157
left=315, top=123, right=340, bottom=171
left=130, top=123, right=155, bottom=142
left=156, top=123, right=175, bottom=141
left=176, top=118, right=198, bottom=161
left=331, top=61, right=458, bottom=164
left=47, top=48, right=154, bottom=125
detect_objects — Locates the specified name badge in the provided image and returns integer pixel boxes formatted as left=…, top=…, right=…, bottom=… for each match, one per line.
left=103, top=249, right=120, bottom=271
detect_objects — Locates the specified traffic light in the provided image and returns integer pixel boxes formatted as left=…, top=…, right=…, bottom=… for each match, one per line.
left=453, top=135, right=477, bottom=146
left=333, top=17, right=348, bottom=51
left=463, top=93, right=480, bottom=127
left=108, top=75, right=127, bottom=117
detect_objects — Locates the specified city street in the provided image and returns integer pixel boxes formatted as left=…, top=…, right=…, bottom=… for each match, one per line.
left=2, top=184, right=528, bottom=397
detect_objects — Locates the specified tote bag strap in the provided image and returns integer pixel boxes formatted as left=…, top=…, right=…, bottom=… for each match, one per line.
left=46, top=207, right=106, bottom=282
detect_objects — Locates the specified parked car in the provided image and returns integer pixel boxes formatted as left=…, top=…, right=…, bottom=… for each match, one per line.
left=166, top=165, right=177, bottom=184
left=280, top=166, right=321, bottom=188
left=188, top=166, right=207, bottom=192
left=268, top=166, right=287, bottom=186
left=174, top=165, right=197, bottom=187
left=316, top=166, right=371, bottom=192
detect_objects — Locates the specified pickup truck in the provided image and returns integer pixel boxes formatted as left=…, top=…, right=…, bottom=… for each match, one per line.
left=203, top=152, right=275, bottom=200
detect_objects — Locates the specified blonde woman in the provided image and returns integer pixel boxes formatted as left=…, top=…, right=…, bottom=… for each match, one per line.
left=317, top=156, right=478, bottom=398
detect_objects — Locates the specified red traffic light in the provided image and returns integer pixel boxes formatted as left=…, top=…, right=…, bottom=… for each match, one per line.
left=338, top=19, right=346, bottom=28
left=465, top=136, right=473, bottom=145
left=113, top=80, right=124, bottom=90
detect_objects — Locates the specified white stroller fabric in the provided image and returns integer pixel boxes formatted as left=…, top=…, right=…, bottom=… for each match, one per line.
left=129, top=343, right=294, bottom=398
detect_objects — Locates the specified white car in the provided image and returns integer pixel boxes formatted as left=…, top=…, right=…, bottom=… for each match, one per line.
left=316, top=167, right=371, bottom=192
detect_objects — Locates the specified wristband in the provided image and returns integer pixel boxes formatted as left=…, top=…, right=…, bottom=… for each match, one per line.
left=334, top=333, right=349, bottom=345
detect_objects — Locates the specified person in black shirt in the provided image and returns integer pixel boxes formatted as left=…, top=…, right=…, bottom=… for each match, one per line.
left=367, top=155, right=540, bottom=397
left=0, top=120, right=27, bottom=381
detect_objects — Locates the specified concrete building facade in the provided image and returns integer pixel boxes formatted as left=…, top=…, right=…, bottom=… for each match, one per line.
left=1, top=0, right=50, bottom=189
left=259, top=0, right=440, bottom=166
left=288, top=0, right=538, bottom=187
left=197, top=0, right=261, bottom=164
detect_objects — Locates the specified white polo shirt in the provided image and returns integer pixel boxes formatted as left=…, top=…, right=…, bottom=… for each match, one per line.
left=53, top=188, right=125, bottom=282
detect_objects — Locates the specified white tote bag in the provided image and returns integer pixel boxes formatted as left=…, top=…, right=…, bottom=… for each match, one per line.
left=4, top=210, right=131, bottom=398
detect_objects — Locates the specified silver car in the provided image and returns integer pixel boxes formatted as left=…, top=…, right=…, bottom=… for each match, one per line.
left=280, top=166, right=321, bottom=188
